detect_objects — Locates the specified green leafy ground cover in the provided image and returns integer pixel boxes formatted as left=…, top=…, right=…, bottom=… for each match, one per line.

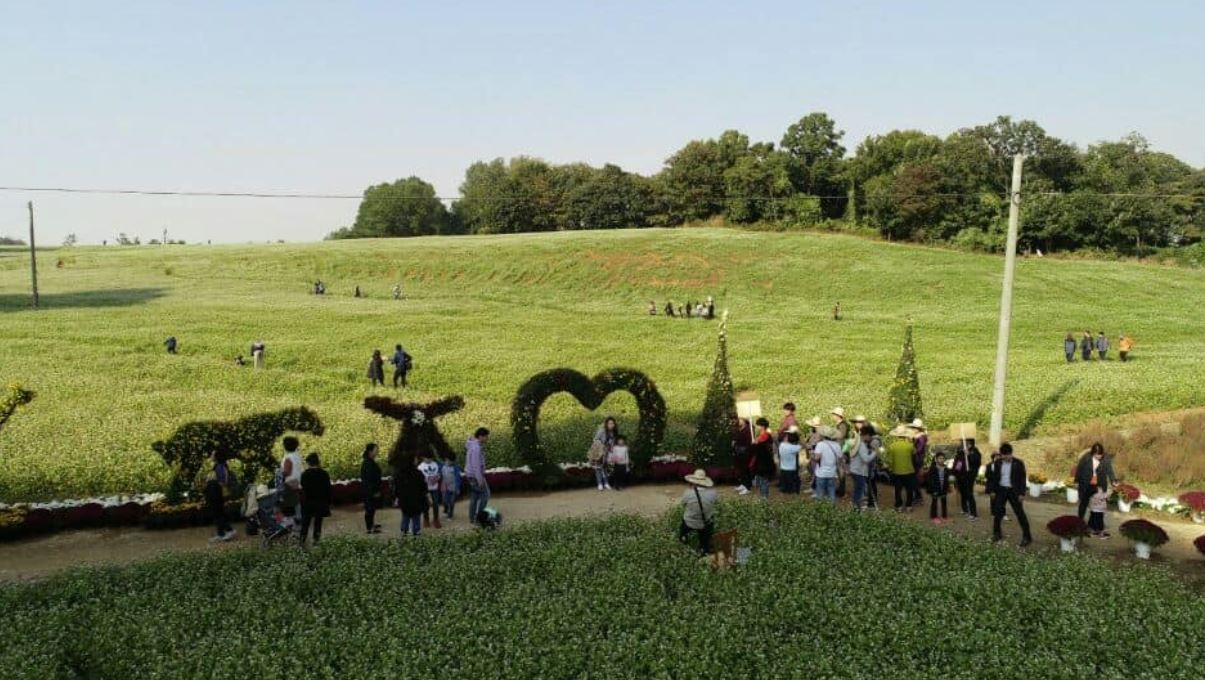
left=3, top=502, right=1202, bottom=677
left=2, top=228, right=1204, bottom=501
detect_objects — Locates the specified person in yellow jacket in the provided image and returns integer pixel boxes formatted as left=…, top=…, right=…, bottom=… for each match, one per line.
left=884, top=426, right=919, bottom=511
left=1118, top=334, right=1135, bottom=362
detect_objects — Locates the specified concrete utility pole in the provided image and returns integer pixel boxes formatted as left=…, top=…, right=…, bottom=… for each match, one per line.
left=989, top=155, right=1024, bottom=448
left=27, top=201, right=39, bottom=309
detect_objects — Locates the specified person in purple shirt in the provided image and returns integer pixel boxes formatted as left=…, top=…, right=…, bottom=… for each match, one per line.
left=465, top=427, right=491, bottom=525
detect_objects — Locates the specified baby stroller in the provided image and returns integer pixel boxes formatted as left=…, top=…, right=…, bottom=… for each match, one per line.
left=242, top=484, right=295, bottom=548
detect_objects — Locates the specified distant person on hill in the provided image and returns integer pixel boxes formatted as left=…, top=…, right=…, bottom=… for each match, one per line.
left=833, top=301, right=841, bottom=321
left=394, top=454, right=428, bottom=537
left=685, top=302, right=693, bottom=319
left=360, top=443, right=383, bottom=534
left=927, top=451, right=951, bottom=524
left=465, top=428, right=491, bottom=524
left=665, top=302, right=675, bottom=317
left=164, top=336, right=178, bottom=354
left=679, top=469, right=717, bottom=556
left=1118, top=334, right=1134, bottom=362
left=367, top=349, right=386, bottom=387
left=1096, top=331, right=1109, bottom=360
left=205, top=451, right=238, bottom=543
left=694, top=302, right=705, bottom=317
left=705, top=299, right=715, bottom=319
left=317, top=281, right=326, bottom=295
left=392, top=284, right=402, bottom=300
left=986, top=443, right=1033, bottom=546
left=952, top=438, right=982, bottom=521
left=418, top=453, right=443, bottom=529
left=354, top=285, right=362, bottom=298
left=1064, top=332, right=1076, bottom=363
left=234, top=355, right=246, bottom=367
left=299, top=453, right=331, bottom=547
left=1080, top=330, right=1094, bottom=361
left=251, top=341, right=266, bottom=369
left=648, top=301, right=657, bottom=316
left=751, top=418, right=775, bottom=500
left=1074, top=442, right=1116, bottom=521
left=676, top=304, right=684, bottom=317
left=390, top=344, right=411, bottom=388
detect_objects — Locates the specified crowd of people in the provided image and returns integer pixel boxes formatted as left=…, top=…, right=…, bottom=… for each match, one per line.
left=649, top=296, right=717, bottom=319
left=311, top=280, right=405, bottom=299
left=1062, top=330, right=1135, bottom=363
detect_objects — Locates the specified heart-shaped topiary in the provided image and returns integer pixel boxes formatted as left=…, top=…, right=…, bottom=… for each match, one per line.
left=511, top=368, right=666, bottom=473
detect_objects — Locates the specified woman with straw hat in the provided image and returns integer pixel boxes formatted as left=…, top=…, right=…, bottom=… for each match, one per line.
left=679, top=469, right=717, bottom=555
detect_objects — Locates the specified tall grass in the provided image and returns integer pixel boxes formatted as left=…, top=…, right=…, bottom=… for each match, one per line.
left=1068, top=412, right=1205, bottom=489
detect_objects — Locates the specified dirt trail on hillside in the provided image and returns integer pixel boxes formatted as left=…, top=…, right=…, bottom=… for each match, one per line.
left=2, top=482, right=1202, bottom=587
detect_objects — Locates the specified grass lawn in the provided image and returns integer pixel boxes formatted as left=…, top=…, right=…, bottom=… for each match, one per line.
left=2, top=228, right=1204, bottom=501
left=2, top=502, right=1203, bottom=677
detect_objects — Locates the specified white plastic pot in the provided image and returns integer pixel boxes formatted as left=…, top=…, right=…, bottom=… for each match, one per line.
left=1118, top=499, right=1132, bottom=513
left=1134, top=541, right=1151, bottom=560
left=1028, top=483, right=1042, bottom=498
left=1059, top=537, right=1077, bottom=553
left=1192, top=512, right=1204, bottom=525
left=1065, top=487, right=1079, bottom=504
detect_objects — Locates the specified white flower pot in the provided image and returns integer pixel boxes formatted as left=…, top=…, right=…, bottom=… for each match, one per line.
left=1118, top=499, right=1132, bottom=513
left=1134, top=541, right=1151, bottom=560
left=1065, top=488, right=1079, bottom=504
left=1028, top=483, right=1042, bottom=498
left=1192, top=512, right=1204, bottom=525
left=1059, top=537, right=1077, bottom=553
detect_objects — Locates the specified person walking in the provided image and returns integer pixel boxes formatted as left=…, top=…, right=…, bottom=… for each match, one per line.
left=394, top=454, right=428, bottom=537
left=1064, top=332, right=1077, bottom=363
left=927, top=451, right=951, bottom=524
left=465, top=427, right=491, bottom=524
left=164, top=336, right=178, bottom=354
left=367, top=349, right=386, bottom=387
left=885, top=426, right=917, bottom=512
left=665, top=302, right=675, bottom=317
left=1118, top=334, right=1134, bottom=362
left=251, top=340, right=266, bottom=369
left=390, top=344, right=411, bottom=388
left=986, top=443, right=1033, bottom=546
left=360, top=443, right=383, bottom=533
left=1096, top=331, right=1109, bottom=360
left=849, top=425, right=879, bottom=511
left=813, top=427, right=843, bottom=503
left=440, top=451, right=461, bottom=519
left=392, top=284, right=402, bottom=300
left=750, top=418, right=775, bottom=499
left=1073, top=443, right=1116, bottom=521
left=1080, top=330, right=1094, bottom=361
left=777, top=428, right=803, bottom=495
left=299, top=453, right=331, bottom=547
left=205, top=451, right=238, bottom=543
left=590, top=417, right=619, bottom=491
left=952, top=438, right=982, bottom=521
left=679, top=469, right=717, bottom=556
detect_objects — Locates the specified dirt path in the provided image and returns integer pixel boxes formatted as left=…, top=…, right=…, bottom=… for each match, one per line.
left=2, top=482, right=1202, bottom=586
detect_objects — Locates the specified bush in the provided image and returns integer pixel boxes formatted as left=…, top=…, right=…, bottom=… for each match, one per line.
left=690, top=313, right=737, bottom=466
left=1065, top=414, right=1205, bottom=489
left=1194, top=534, right=1205, bottom=556
left=1178, top=491, right=1205, bottom=513
left=1119, top=519, right=1170, bottom=547
left=1047, top=515, right=1089, bottom=539
left=885, top=321, right=923, bottom=425
left=1115, top=483, right=1141, bottom=503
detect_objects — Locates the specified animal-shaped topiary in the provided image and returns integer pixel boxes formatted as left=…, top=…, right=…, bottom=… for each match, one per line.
left=152, top=406, right=325, bottom=502
left=363, top=395, right=465, bottom=475
left=0, top=383, right=34, bottom=435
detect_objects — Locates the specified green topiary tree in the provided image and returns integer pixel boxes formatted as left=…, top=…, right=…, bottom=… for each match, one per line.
left=691, top=312, right=737, bottom=466
left=0, top=383, right=34, bottom=435
left=886, top=320, right=924, bottom=425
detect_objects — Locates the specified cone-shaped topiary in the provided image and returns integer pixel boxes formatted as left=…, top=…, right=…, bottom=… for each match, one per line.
left=691, top=311, right=737, bottom=466
left=885, top=320, right=924, bottom=425
left=0, top=383, right=34, bottom=435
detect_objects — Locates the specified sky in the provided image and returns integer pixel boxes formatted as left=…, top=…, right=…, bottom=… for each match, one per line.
left=1, top=1, right=1202, bottom=245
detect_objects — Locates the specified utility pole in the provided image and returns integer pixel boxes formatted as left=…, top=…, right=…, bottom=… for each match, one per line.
left=27, top=201, right=39, bottom=309
left=989, top=155, right=1024, bottom=448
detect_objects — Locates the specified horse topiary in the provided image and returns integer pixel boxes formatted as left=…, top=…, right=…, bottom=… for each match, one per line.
left=152, top=406, right=325, bottom=502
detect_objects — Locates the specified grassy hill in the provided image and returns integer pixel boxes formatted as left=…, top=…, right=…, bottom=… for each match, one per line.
left=2, top=228, right=1204, bottom=501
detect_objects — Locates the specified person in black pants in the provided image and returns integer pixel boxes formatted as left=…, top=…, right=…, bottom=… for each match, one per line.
left=205, top=451, right=237, bottom=542
left=952, top=439, right=982, bottom=520
left=986, top=443, right=1033, bottom=547
left=299, top=453, right=332, bottom=547
left=359, top=443, right=383, bottom=533
left=1073, top=442, right=1116, bottom=520
left=927, top=451, right=951, bottom=522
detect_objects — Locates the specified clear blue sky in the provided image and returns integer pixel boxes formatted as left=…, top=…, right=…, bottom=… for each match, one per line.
left=2, top=0, right=1202, bottom=244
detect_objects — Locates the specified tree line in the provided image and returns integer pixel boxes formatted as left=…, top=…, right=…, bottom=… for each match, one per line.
left=328, top=113, right=1204, bottom=255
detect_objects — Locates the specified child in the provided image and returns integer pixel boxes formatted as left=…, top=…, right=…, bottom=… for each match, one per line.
left=608, top=436, right=631, bottom=490
left=417, top=454, right=442, bottom=529
left=927, top=451, right=951, bottom=524
left=440, top=452, right=461, bottom=519
left=1088, top=486, right=1110, bottom=538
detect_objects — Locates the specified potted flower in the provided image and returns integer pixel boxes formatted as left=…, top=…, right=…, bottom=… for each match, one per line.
left=1114, top=483, right=1140, bottom=513
left=1119, top=518, right=1169, bottom=560
left=1194, top=534, right=1205, bottom=557
left=1178, top=491, right=1205, bottom=524
left=1063, top=477, right=1078, bottom=504
left=1047, top=515, right=1089, bottom=553
left=1027, top=472, right=1047, bottom=498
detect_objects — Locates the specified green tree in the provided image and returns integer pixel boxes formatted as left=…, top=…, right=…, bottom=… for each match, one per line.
left=780, top=111, right=847, bottom=216
left=659, top=130, right=752, bottom=223
left=885, top=321, right=923, bottom=425
left=563, top=164, right=654, bottom=229
left=691, top=312, right=737, bottom=466
left=723, top=143, right=792, bottom=223
left=337, top=176, right=449, bottom=239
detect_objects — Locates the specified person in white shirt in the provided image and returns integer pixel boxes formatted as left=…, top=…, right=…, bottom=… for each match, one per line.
left=812, top=427, right=844, bottom=503
left=777, top=429, right=803, bottom=494
left=417, top=454, right=442, bottom=529
left=679, top=469, right=717, bottom=555
left=277, top=436, right=303, bottom=523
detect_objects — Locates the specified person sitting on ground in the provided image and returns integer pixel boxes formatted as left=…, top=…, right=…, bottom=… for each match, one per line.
left=234, top=355, right=246, bottom=367
left=679, top=469, right=717, bottom=556
left=1064, top=332, right=1077, bottom=363
left=299, top=453, right=331, bottom=547
left=367, top=349, right=385, bottom=387
left=1096, top=331, right=1109, bottom=360
left=609, top=435, right=631, bottom=490
left=648, top=300, right=657, bottom=316
left=927, top=451, right=951, bottom=524
left=1118, top=334, right=1134, bottom=362
left=164, top=336, right=178, bottom=354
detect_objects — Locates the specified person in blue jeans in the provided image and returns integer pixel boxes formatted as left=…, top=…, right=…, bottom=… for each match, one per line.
left=440, top=451, right=461, bottom=519
left=848, top=425, right=880, bottom=510
left=394, top=454, right=428, bottom=536
left=812, top=427, right=843, bottom=502
left=777, top=429, right=802, bottom=494
left=465, top=428, right=491, bottom=524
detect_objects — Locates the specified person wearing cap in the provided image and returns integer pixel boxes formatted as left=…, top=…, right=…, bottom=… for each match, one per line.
left=885, top=426, right=918, bottom=511
left=679, top=469, right=717, bottom=555
left=848, top=424, right=880, bottom=511
left=985, top=443, right=1033, bottom=546
left=812, top=426, right=843, bottom=503
left=750, top=418, right=776, bottom=499
left=299, top=452, right=332, bottom=547
left=907, top=419, right=928, bottom=506
left=777, top=428, right=803, bottom=495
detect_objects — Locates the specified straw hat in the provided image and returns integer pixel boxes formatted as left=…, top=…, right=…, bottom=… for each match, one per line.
left=806, top=416, right=822, bottom=428
left=685, top=469, right=714, bottom=488
left=831, top=407, right=846, bottom=419
left=852, top=415, right=867, bottom=424
left=785, top=425, right=801, bottom=435
left=889, top=424, right=916, bottom=438
left=818, top=426, right=841, bottom=441
left=907, top=418, right=926, bottom=431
